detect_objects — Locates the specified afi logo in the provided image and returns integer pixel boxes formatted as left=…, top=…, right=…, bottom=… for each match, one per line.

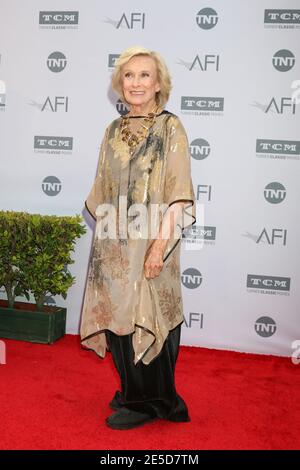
left=42, top=97, right=68, bottom=112
left=196, top=185, right=212, bottom=201
left=117, top=12, right=145, bottom=29
left=184, top=313, right=204, bottom=328
left=256, top=228, right=287, bottom=245
left=265, top=97, right=296, bottom=114
left=189, top=54, right=220, bottom=71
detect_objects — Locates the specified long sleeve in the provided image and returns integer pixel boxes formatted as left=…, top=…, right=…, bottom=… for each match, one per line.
left=162, top=116, right=196, bottom=260
left=85, top=126, right=109, bottom=221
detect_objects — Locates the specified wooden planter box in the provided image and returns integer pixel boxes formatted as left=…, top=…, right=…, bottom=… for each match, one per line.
left=0, top=299, right=66, bottom=344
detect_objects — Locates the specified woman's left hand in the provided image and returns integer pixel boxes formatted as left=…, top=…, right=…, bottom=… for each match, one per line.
left=144, top=243, right=164, bottom=279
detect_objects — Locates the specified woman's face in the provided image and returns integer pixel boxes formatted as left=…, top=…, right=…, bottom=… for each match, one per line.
left=121, top=55, right=161, bottom=112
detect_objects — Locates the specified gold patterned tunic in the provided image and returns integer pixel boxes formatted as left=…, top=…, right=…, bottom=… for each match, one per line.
left=80, top=110, right=196, bottom=364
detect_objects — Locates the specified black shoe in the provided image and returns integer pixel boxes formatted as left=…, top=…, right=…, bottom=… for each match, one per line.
left=105, top=407, right=156, bottom=430
left=109, top=391, right=123, bottom=411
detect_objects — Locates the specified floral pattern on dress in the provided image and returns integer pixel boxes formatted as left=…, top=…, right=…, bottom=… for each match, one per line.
left=109, top=127, right=131, bottom=169
left=157, top=286, right=182, bottom=325
left=81, top=111, right=196, bottom=364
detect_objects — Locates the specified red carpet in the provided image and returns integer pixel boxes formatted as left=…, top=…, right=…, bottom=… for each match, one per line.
left=0, top=335, right=299, bottom=450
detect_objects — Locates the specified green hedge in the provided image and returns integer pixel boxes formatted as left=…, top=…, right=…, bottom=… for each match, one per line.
left=0, top=211, right=86, bottom=310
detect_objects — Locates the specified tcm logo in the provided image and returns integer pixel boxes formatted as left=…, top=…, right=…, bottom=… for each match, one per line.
left=44, top=295, right=57, bottom=306
left=0, top=79, right=6, bottom=109
left=181, top=268, right=202, bottom=289
left=0, top=340, right=6, bottom=365
left=42, top=176, right=62, bottom=196
left=116, top=99, right=129, bottom=115
left=272, top=50, right=295, bottom=72
left=41, top=97, right=68, bottom=112
left=113, top=12, right=145, bottom=29
left=183, top=312, right=204, bottom=329
left=196, top=185, right=212, bottom=201
left=255, top=317, right=277, bottom=338
left=264, top=9, right=300, bottom=25
left=47, top=52, right=67, bottom=72
left=108, top=54, right=120, bottom=68
left=181, top=96, right=224, bottom=112
left=34, top=136, right=73, bottom=151
left=39, top=11, right=79, bottom=25
left=196, top=8, right=218, bottom=29
left=256, top=228, right=287, bottom=246
left=190, top=138, right=210, bottom=160
left=247, top=274, right=290, bottom=292
left=264, top=182, right=286, bottom=204
left=256, top=139, right=300, bottom=156
left=183, top=225, right=216, bottom=241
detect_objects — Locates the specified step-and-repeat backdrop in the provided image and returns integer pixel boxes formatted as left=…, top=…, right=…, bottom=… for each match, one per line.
left=1, top=1, right=299, bottom=357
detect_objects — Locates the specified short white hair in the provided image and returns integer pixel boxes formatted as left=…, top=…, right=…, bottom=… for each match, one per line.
left=111, top=46, right=172, bottom=107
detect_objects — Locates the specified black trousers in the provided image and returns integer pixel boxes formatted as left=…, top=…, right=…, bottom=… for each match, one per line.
left=105, top=323, right=190, bottom=422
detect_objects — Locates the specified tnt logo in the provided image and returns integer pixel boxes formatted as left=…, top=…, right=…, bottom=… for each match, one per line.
left=42, top=176, right=62, bottom=196
left=255, top=317, right=277, bottom=337
left=47, top=52, right=67, bottom=73
left=181, top=268, right=202, bottom=289
left=116, top=99, right=129, bottom=115
left=190, top=138, right=210, bottom=161
left=196, top=8, right=218, bottom=29
left=272, top=50, right=295, bottom=72
left=0, top=340, right=6, bottom=364
left=264, top=182, right=286, bottom=204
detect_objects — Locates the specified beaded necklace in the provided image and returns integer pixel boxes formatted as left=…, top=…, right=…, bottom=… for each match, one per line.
left=120, top=105, right=162, bottom=155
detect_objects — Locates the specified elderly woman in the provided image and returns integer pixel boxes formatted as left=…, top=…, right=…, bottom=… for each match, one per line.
left=80, top=46, right=196, bottom=430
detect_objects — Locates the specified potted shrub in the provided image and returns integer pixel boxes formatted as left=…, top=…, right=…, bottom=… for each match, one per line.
left=0, top=211, right=86, bottom=343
